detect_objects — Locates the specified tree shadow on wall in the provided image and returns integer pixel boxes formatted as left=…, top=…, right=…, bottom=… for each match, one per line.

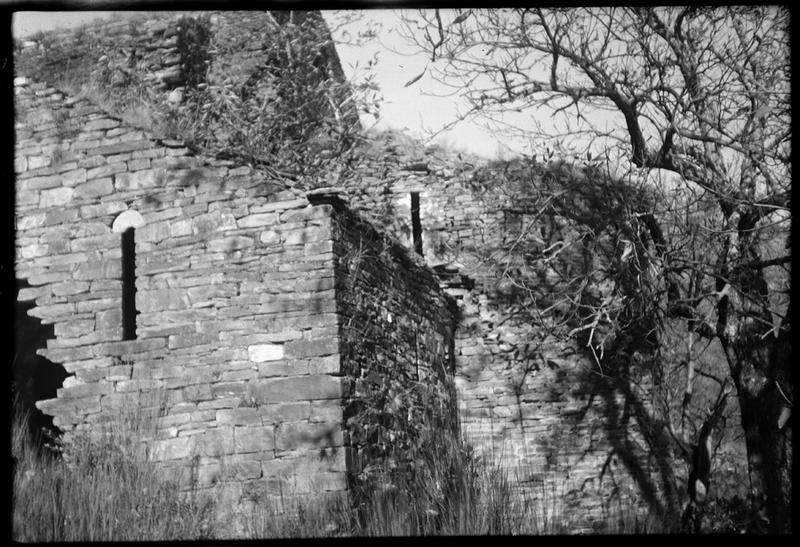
left=570, top=339, right=683, bottom=522
left=457, top=157, right=732, bottom=525
left=478, top=287, right=683, bottom=524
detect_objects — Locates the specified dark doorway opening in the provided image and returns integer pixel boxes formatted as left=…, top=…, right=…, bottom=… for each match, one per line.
left=14, top=279, right=70, bottom=452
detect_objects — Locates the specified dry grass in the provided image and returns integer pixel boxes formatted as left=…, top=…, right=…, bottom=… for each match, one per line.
left=11, top=397, right=215, bottom=542
left=246, top=434, right=674, bottom=537
left=13, top=391, right=674, bottom=539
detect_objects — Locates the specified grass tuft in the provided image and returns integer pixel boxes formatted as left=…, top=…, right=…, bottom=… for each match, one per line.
left=12, top=397, right=215, bottom=542
left=14, top=393, right=679, bottom=538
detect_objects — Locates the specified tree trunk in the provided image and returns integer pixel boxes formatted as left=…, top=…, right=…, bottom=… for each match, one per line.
left=732, top=328, right=792, bottom=533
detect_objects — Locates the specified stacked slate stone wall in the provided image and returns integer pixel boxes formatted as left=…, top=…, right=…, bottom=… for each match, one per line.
left=14, top=75, right=349, bottom=532
left=14, top=10, right=345, bottom=130
left=16, top=12, right=195, bottom=91
left=14, top=76, right=458, bottom=536
left=14, top=10, right=287, bottom=90
left=336, top=133, right=684, bottom=528
left=15, top=8, right=748, bottom=535
left=330, top=196, right=458, bottom=484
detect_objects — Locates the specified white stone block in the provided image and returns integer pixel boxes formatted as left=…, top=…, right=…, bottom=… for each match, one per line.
left=248, top=343, right=284, bottom=362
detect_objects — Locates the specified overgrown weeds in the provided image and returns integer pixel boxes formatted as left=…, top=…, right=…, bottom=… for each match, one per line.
left=15, top=11, right=379, bottom=189
left=14, top=390, right=687, bottom=538
left=11, top=396, right=214, bottom=542
left=246, top=430, right=672, bottom=536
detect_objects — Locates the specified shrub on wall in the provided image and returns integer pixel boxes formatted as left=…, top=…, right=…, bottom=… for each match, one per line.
left=179, top=13, right=370, bottom=186
left=176, top=15, right=211, bottom=91
left=15, top=11, right=378, bottom=190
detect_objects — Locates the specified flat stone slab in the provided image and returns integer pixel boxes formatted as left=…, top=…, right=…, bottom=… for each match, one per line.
left=248, top=343, right=284, bottom=362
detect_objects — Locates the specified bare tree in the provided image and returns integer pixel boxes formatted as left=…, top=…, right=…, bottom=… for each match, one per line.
left=400, top=6, right=790, bottom=532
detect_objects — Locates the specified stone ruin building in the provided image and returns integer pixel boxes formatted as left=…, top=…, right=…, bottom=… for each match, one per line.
left=13, top=10, right=712, bottom=536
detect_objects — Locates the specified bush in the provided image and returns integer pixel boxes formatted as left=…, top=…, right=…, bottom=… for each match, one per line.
left=178, top=12, right=369, bottom=185
left=703, top=496, right=770, bottom=534
left=16, top=12, right=379, bottom=190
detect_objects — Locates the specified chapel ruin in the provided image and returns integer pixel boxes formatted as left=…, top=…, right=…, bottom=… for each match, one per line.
left=14, top=10, right=683, bottom=535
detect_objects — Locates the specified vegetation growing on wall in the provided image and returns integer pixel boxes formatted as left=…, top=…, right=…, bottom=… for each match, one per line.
left=327, top=202, right=464, bottom=529
left=16, top=394, right=675, bottom=538
left=175, top=15, right=211, bottom=91
left=402, top=6, right=790, bottom=532
left=178, top=12, right=370, bottom=185
left=14, top=24, right=100, bottom=87
left=446, top=154, right=759, bottom=530
left=16, top=13, right=174, bottom=135
left=14, top=11, right=378, bottom=189
left=15, top=8, right=773, bottom=535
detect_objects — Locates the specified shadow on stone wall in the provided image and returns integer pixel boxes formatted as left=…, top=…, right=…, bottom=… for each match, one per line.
left=473, top=283, right=683, bottom=523
left=449, top=157, right=739, bottom=525
left=573, top=348, right=682, bottom=520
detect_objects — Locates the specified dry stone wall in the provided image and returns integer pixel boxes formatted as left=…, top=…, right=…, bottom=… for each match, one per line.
left=331, top=195, right=458, bottom=482
left=14, top=10, right=285, bottom=88
left=14, top=9, right=740, bottom=534
left=335, top=133, right=680, bottom=529
left=14, top=10, right=345, bottom=132
left=17, top=12, right=192, bottom=91
left=15, top=75, right=345, bottom=529
left=14, top=78, right=456, bottom=537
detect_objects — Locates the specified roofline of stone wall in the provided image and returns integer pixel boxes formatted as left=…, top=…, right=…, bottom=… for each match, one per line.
left=13, top=9, right=280, bottom=44
left=308, top=187, right=459, bottom=317
left=13, top=73, right=308, bottom=201
left=15, top=74, right=450, bottom=313
left=15, top=10, right=356, bottom=134
left=13, top=74, right=190, bottom=150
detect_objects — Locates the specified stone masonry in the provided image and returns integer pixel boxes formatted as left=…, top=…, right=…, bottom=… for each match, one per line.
left=14, top=76, right=456, bottom=536
left=334, top=134, right=682, bottom=527
left=15, top=11, right=281, bottom=92
left=12, top=10, right=716, bottom=536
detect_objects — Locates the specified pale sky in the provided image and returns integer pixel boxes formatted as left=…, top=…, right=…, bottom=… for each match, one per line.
left=324, top=10, right=525, bottom=158
left=12, top=11, right=116, bottom=37
left=12, top=9, right=523, bottom=159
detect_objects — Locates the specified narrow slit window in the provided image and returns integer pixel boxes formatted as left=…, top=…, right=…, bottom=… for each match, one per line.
left=121, top=227, right=137, bottom=340
left=410, top=192, right=423, bottom=256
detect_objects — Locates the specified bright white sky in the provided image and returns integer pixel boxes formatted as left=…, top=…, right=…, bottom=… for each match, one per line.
left=12, top=9, right=527, bottom=159
left=324, top=10, right=528, bottom=158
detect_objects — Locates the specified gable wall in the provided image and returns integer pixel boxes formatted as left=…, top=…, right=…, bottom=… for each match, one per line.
left=14, top=77, right=349, bottom=533
left=15, top=76, right=459, bottom=536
